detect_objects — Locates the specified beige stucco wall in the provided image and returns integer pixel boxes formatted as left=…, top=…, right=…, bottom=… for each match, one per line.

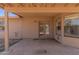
left=63, top=37, right=79, bottom=48
left=0, top=18, right=22, bottom=39
left=0, top=16, right=54, bottom=39
left=22, top=16, right=54, bottom=39
left=9, top=18, right=22, bottom=39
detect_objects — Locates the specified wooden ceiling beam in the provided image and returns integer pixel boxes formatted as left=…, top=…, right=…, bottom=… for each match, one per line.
left=31, top=3, right=38, bottom=7
left=17, top=3, right=26, bottom=7
left=75, top=3, right=79, bottom=7
left=26, top=3, right=37, bottom=7
left=64, top=3, right=69, bottom=7
left=27, top=3, right=48, bottom=7
left=50, top=3, right=56, bottom=7
left=5, top=6, right=79, bottom=13
left=1, top=3, right=79, bottom=13
left=12, top=12, right=23, bottom=18
left=6, top=3, right=14, bottom=7
left=26, top=3, right=55, bottom=7
left=0, top=3, right=5, bottom=8
left=1, top=3, right=79, bottom=8
left=40, top=3, right=48, bottom=7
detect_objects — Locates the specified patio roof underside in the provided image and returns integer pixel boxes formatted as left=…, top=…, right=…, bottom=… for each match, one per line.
left=0, top=3, right=79, bottom=18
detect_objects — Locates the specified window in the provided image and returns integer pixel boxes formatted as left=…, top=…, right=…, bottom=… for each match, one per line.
left=64, top=14, right=79, bottom=38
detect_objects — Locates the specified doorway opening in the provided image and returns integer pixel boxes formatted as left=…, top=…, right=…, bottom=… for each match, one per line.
left=39, top=21, right=50, bottom=39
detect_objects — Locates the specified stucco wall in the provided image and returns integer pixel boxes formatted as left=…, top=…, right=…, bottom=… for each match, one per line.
left=0, top=16, right=54, bottom=39
left=0, top=18, right=22, bottom=39
left=9, top=18, right=22, bottom=39
left=22, top=16, right=54, bottom=39
left=62, top=37, right=79, bottom=48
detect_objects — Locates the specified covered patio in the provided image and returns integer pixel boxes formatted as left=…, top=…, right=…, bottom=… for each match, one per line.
left=0, top=3, right=79, bottom=55
left=2, top=39, right=79, bottom=55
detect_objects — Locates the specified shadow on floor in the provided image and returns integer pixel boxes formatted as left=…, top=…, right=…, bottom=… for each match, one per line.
left=0, top=39, right=22, bottom=52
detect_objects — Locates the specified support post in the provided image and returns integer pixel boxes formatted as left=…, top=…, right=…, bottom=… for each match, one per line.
left=4, top=10, right=9, bottom=51
left=61, top=15, right=64, bottom=42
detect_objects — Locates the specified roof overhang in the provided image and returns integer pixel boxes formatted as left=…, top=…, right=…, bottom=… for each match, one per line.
left=0, top=3, right=79, bottom=13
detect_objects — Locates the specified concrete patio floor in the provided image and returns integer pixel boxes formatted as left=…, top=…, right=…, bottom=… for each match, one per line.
left=1, top=39, right=79, bottom=55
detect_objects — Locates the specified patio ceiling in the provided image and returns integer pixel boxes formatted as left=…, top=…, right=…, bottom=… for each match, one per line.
left=0, top=3, right=79, bottom=12
left=0, top=3, right=79, bottom=18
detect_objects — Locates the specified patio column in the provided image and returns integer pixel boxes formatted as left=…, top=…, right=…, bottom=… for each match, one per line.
left=61, top=15, right=64, bottom=42
left=4, top=10, right=9, bottom=51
